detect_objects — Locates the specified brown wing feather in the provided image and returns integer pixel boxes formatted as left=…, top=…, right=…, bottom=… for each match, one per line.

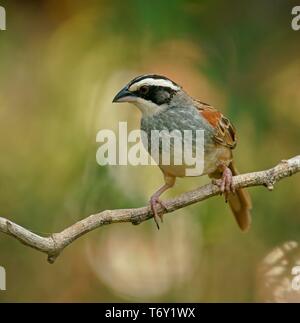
left=195, top=101, right=251, bottom=231
left=195, top=100, right=237, bottom=149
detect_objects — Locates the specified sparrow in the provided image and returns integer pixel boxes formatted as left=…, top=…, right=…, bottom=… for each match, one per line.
left=113, top=74, right=252, bottom=231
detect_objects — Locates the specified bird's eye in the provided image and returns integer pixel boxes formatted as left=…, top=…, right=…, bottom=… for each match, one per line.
left=139, top=86, right=149, bottom=95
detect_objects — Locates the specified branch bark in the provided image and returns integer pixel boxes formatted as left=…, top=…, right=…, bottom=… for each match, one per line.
left=0, top=156, right=299, bottom=264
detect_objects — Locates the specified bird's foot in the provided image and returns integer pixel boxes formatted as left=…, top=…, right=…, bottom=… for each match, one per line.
left=213, top=167, right=235, bottom=202
left=150, top=196, right=167, bottom=230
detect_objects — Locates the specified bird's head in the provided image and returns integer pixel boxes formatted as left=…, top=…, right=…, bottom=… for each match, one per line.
left=113, top=74, right=186, bottom=116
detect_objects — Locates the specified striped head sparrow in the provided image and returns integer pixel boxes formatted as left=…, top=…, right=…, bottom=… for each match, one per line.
left=113, top=74, right=252, bottom=231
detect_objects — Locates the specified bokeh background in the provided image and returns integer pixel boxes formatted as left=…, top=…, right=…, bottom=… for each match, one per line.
left=0, top=0, right=300, bottom=302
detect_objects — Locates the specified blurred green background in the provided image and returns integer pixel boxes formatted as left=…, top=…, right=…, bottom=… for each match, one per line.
left=0, top=0, right=300, bottom=302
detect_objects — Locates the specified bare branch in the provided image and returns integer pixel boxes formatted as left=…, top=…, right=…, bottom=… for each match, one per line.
left=0, top=156, right=299, bottom=263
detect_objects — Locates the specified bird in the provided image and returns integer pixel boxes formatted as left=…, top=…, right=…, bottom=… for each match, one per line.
left=113, top=74, right=252, bottom=231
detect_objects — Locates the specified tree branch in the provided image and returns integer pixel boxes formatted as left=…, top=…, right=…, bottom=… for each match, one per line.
left=0, top=156, right=299, bottom=264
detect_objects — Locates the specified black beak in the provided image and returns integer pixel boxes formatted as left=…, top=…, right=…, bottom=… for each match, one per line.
left=112, top=86, right=136, bottom=103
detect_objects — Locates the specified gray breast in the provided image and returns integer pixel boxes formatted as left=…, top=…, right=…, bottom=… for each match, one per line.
left=141, top=106, right=214, bottom=149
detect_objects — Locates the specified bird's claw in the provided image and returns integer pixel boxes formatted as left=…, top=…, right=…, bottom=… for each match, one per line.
left=213, top=167, right=235, bottom=202
left=150, top=196, right=167, bottom=230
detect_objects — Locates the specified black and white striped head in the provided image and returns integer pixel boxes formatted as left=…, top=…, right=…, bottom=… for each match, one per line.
left=113, top=74, right=182, bottom=116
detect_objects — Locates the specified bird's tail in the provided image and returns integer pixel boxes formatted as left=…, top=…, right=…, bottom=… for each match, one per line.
left=227, top=162, right=252, bottom=231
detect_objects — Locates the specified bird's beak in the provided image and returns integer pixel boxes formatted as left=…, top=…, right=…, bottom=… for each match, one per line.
left=112, top=86, right=137, bottom=103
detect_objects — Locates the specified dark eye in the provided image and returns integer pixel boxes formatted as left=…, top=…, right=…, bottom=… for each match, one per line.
left=139, top=86, right=149, bottom=95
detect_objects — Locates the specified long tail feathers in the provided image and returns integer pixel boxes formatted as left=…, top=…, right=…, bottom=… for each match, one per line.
left=228, top=162, right=252, bottom=231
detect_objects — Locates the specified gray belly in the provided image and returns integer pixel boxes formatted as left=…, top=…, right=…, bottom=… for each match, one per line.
left=140, top=106, right=225, bottom=177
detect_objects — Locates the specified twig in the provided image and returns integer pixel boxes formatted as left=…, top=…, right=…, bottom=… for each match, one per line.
left=0, top=156, right=299, bottom=264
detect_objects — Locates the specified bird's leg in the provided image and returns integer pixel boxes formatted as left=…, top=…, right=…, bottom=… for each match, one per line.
left=150, top=184, right=169, bottom=228
left=213, top=163, right=235, bottom=202
left=150, top=175, right=175, bottom=229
